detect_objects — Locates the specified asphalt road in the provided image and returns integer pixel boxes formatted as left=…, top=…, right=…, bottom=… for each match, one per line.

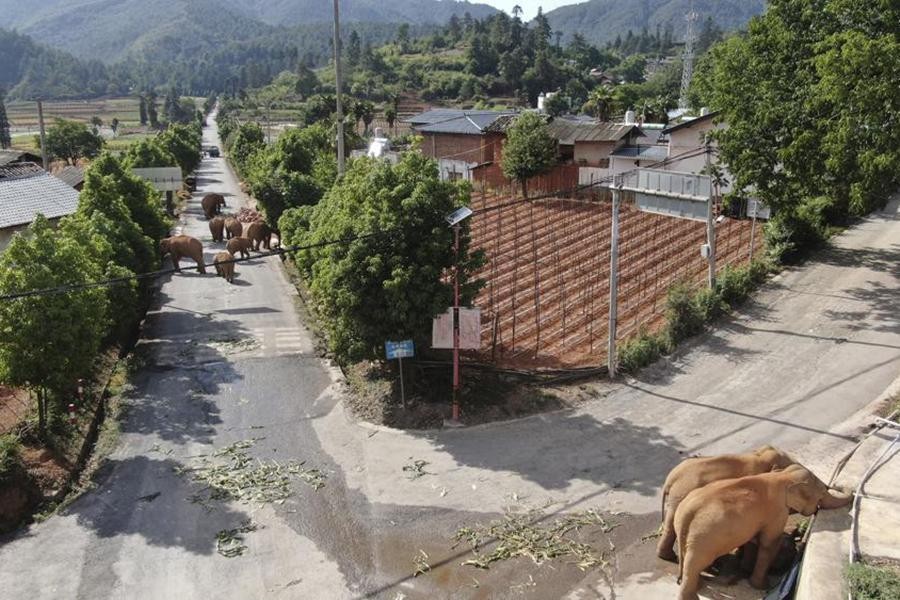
left=0, top=114, right=897, bottom=600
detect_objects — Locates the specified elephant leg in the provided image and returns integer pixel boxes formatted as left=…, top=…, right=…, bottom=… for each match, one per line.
left=749, top=529, right=781, bottom=589
left=171, top=253, right=181, bottom=271
left=657, top=506, right=678, bottom=561
left=678, top=549, right=705, bottom=600
left=197, top=258, right=206, bottom=274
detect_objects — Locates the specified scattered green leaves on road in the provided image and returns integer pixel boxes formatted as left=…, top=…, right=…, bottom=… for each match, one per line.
left=452, top=507, right=616, bottom=571
left=402, top=458, right=431, bottom=480
left=176, top=438, right=326, bottom=509
left=413, top=550, right=432, bottom=577
left=216, top=520, right=258, bottom=558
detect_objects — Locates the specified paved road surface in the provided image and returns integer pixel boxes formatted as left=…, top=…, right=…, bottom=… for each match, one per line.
left=0, top=112, right=897, bottom=600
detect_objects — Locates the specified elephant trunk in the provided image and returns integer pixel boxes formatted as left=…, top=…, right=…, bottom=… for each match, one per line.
left=820, top=488, right=853, bottom=509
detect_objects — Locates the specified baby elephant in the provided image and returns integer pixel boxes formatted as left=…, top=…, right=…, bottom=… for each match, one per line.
left=658, top=445, right=795, bottom=561
left=213, top=251, right=235, bottom=283
left=224, top=216, right=243, bottom=239
left=209, top=216, right=226, bottom=242
left=675, top=464, right=852, bottom=600
left=160, top=235, right=205, bottom=274
left=226, top=237, right=252, bottom=259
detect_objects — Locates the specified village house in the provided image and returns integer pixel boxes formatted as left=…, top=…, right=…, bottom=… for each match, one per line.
left=405, top=109, right=517, bottom=181
left=0, top=149, right=43, bottom=167
left=53, top=165, right=86, bottom=191
left=544, top=117, right=646, bottom=184
left=0, top=163, right=79, bottom=251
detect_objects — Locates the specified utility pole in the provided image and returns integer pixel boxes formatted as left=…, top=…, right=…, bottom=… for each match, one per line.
left=37, top=99, right=49, bottom=171
left=452, top=222, right=461, bottom=422
left=705, top=144, right=717, bottom=289
left=607, top=180, right=621, bottom=377
left=332, top=0, right=345, bottom=175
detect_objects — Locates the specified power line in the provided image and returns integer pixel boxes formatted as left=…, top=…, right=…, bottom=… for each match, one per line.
left=0, top=232, right=382, bottom=302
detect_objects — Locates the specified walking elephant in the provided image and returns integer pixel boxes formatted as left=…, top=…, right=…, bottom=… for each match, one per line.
left=214, top=251, right=235, bottom=283
left=160, top=235, right=206, bottom=273
left=226, top=237, right=252, bottom=259
left=224, top=217, right=243, bottom=239
left=657, top=445, right=795, bottom=561
left=209, top=216, right=225, bottom=242
left=246, top=221, right=272, bottom=251
left=201, top=193, right=226, bottom=219
left=675, top=464, right=852, bottom=600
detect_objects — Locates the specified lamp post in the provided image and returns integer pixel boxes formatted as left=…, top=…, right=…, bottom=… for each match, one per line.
left=446, top=207, right=473, bottom=424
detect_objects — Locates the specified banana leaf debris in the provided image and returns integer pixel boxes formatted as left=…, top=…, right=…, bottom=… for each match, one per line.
left=216, top=520, right=258, bottom=558
left=175, top=438, right=326, bottom=508
left=451, top=507, right=617, bottom=571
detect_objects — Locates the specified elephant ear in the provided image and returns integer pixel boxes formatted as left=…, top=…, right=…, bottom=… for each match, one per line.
left=786, top=480, right=820, bottom=516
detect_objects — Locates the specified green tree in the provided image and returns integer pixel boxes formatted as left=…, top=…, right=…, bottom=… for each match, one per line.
left=124, top=138, right=178, bottom=169
left=0, top=216, right=108, bottom=436
left=147, top=92, right=159, bottom=128
left=542, top=93, right=569, bottom=117
left=295, top=63, right=319, bottom=98
left=290, top=152, right=483, bottom=363
left=230, top=122, right=266, bottom=169
left=110, top=117, right=119, bottom=137
left=501, top=112, right=557, bottom=198
left=158, top=124, right=202, bottom=175
left=360, top=100, right=375, bottom=136
left=89, top=152, right=170, bottom=244
left=347, top=30, right=362, bottom=66
left=138, top=95, right=148, bottom=126
left=582, top=86, right=617, bottom=120
left=42, top=118, right=104, bottom=165
left=90, top=116, right=103, bottom=134
left=396, top=23, right=411, bottom=54
left=384, top=105, right=397, bottom=134
left=0, top=90, right=11, bottom=149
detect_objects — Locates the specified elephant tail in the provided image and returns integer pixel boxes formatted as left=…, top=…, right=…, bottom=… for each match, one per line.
left=676, top=516, right=689, bottom=584
left=660, top=484, right=669, bottom=523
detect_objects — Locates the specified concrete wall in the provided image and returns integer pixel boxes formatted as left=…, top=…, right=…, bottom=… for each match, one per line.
left=438, top=159, right=478, bottom=182
left=665, top=122, right=733, bottom=193
left=574, top=141, right=615, bottom=167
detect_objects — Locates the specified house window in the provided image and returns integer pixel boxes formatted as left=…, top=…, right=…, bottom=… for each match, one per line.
left=448, top=171, right=463, bottom=181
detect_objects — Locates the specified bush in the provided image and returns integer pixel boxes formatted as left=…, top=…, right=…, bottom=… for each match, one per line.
left=664, top=282, right=708, bottom=345
left=846, top=563, right=900, bottom=600
left=0, top=434, right=23, bottom=484
left=716, top=265, right=754, bottom=306
left=618, top=329, right=668, bottom=373
left=765, top=196, right=832, bottom=263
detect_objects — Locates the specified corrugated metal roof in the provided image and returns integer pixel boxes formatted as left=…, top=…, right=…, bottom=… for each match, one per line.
left=547, top=118, right=641, bottom=144
left=0, top=167, right=80, bottom=229
left=405, top=108, right=514, bottom=126
left=661, top=111, right=721, bottom=134
left=53, top=165, right=85, bottom=188
left=610, top=145, right=670, bottom=161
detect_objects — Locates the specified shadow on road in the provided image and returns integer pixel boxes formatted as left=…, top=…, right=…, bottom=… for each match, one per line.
left=415, top=412, right=684, bottom=495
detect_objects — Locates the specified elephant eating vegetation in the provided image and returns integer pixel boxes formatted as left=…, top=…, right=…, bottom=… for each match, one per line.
left=674, top=464, right=852, bottom=600
left=658, top=445, right=795, bottom=561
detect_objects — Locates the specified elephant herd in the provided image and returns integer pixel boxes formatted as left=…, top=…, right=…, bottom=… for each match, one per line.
left=657, top=445, right=853, bottom=599
left=158, top=193, right=276, bottom=284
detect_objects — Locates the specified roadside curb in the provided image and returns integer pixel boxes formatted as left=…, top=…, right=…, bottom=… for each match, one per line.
left=794, top=371, right=900, bottom=600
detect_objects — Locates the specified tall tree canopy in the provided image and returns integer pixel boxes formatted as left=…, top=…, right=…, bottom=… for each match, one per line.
left=501, top=112, right=558, bottom=197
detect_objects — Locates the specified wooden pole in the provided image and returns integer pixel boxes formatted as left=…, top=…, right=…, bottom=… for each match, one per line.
left=37, top=99, right=49, bottom=171
left=608, top=183, right=621, bottom=377
left=332, top=0, right=345, bottom=175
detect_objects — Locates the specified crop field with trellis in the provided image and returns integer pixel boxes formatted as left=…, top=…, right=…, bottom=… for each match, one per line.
left=468, top=188, right=764, bottom=369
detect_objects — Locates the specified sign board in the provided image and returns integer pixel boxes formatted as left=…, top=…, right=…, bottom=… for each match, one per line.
left=432, top=308, right=481, bottom=350
left=746, top=198, right=771, bottom=220
left=385, top=340, right=414, bottom=360
left=132, top=167, right=183, bottom=192
left=620, top=168, right=712, bottom=222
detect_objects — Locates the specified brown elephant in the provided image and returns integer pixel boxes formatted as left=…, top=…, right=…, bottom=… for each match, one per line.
left=208, top=216, right=226, bottom=242
left=675, top=464, right=852, bottom=600
left=160, top=235, right=206, bottom=273
left=201, top=193, right=226, bottom=219
left=246, top=221, right=272, bottom=251
left=226, top=237, right=252, bottom=259
left=224, top=217, right=243, bottom=239
left=214, top=251, right=235, bottom=283
left=657, top=445, right=795, bottom=561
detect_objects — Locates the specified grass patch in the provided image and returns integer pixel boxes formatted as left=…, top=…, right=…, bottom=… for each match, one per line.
left=847, top=562, right=900, bottom=600
left=0, top=434, right=23, bottom=484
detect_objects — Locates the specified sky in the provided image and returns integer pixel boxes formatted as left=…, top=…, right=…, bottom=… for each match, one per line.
left=477, top=0, right=582, bottom=21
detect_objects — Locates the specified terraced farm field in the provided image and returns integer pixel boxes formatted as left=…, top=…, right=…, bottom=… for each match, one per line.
left=469, top=189, right=764, bottom=369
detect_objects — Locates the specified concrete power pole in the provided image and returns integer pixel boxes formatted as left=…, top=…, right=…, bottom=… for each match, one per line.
left=37, top=99, right=49, bottom=171
left=333, top=0, right=345, bottom=175
left=678, top=3, right=699, bottom=110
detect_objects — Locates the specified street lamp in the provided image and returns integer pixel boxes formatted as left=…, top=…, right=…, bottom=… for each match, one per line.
left=446, top=206, right=473, bottom=423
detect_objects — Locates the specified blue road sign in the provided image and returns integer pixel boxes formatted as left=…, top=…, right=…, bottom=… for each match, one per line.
left=385, top=339, right=414, bottom=360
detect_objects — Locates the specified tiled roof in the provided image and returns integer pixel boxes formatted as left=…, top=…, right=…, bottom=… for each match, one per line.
left=408, top=109, right=519, bottom=135
left=661, top=111, right=721, bottom=135
left=0, top=165, right=80, bottom=229
left=0, top=150, right=43, bottom=167
left=54, top=165, right=85, bottom=188
left=547, top=118, right=642, bottom=144
left=610, top=145, right=670, bottom=161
